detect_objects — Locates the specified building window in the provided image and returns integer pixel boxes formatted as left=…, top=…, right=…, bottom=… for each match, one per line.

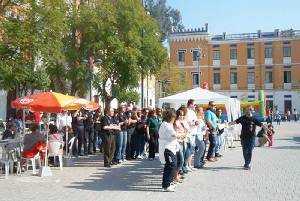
left=213, top=50, right=220, bottom=60
left=264, top=47, right=272, bottom=58
left=265, top=72, right=273, bottom=83
left=177, top=50, right=186, bottom=63
left=247, top=48, right=255, bottom=59
left=283, top=47, right=291, bottom=57
left=247, top=72, right=255, bottom=84
left=284, top=71, right=291, bottom=83
left=230, top=72, right=237, bottom=84
left=230, top=49, right=237, bottom=60
left=192, top=49, right=200, bottom=62
left=266, top=100, right=273, bottom=110
left=192, top=73, right=199, bottom=86
left=214, top=73, right=220, bottom=84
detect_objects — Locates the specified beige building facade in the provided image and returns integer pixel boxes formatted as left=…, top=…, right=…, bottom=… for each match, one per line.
left=169, top=25, right=300, bottom=113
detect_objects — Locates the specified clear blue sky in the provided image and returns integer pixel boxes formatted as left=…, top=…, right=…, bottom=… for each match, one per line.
left=167, top=0, right=300, bottom=35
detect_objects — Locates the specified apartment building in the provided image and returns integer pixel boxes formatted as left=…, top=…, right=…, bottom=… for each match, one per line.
left=169, top=24, right=300, bottom=113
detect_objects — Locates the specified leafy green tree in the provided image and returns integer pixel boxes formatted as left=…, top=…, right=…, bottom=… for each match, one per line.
left=144, top=0, right=184, bottom=42
left=157, top=62, right=192, bottom=96
left=1, top=0, right=168, bottom=111
left=76, top=0, right=167, bottom=106
left=0, top=0, right=67, bottom=114
left=116, top=88, right=140, bottom=104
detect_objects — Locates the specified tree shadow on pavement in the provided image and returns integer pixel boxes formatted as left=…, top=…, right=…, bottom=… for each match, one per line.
left=64, top=158, right=163, bottom=192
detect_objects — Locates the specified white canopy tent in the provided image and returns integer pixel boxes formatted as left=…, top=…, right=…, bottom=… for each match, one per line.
left=158, top=87, right=241, bottom=122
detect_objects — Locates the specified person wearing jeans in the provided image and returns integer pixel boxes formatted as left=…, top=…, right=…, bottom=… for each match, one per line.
left=241, top=136, right=255, bottom=167
left=206, top=131, right=217, bottom=160
left=194, top=106, right=207, bottom=168
left=205, top=101, right=218, bottom=162
left=158, top=110, right=179, bottom=192
left=229, top=106, right=270, bottom=170
left=116, top=130, right=127, bottom=162
left=117, top=105, right=129, bottom=162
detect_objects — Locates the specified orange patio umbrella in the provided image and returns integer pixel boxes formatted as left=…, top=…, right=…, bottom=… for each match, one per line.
left=11, top=91, right=89, bottom=112
left=11, top=91, right=90, bottom=176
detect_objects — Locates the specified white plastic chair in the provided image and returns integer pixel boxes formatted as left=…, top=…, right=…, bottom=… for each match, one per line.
left=48, top=140, right=63, bottom=170
left=0, top=145, right=14, bottom=179
left=67, top=137, right=76, bottom=159
left=21, top=153, right=41, bottom=175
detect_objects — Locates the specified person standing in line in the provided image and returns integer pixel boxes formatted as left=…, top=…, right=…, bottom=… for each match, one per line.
left=94, top=109, right=103, bottom=153
left=229, top=106, right=270, bottom=170
left=116, top=105, right=129, bottom=163
left=74, top=110, right=87, bottom=156
left=194, top=106, right=208, bottom=168
left=184, top=99, right=198, bottom=171
left=159, top=109, right=180, bottom=192
left=155, top=108, right=163, bottom=153
left=71, top=111, right=78, bottom=157
left=205, top=101, right=218, bottom=162
left=101, top=107, right=120, bottom=168
left=174, top=109, right=187, bottom=180
left=125, top=110, right=137, bottom=160
left=146, top=110, right=160, bottom=160
left=85, top=110, right=95, bottom=155
left=293, top=108, right=298, bottom=122
left=135, top=108, right=148, bottom=159
left=215, top=108, right=226, bottom=158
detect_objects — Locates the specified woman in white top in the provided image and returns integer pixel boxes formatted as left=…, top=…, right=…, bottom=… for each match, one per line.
left=159, top=109, right=180, bottom=192
left=194, top=107, right=208, bottom=168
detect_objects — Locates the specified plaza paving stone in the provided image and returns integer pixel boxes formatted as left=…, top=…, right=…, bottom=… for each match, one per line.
left=0, top=122, right=299, bottom=201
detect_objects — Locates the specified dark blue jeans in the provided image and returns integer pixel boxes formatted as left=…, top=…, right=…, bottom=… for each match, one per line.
left=177, top=142, right=184, bottom=172
left=241, top=137, right=255, bottom=166
left=135, top=134, right=145, bottom=157
left=207, top=132, right=217, bottom=159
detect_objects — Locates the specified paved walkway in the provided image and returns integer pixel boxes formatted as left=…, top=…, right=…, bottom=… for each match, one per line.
left=0, top=122, right=299, bottom=201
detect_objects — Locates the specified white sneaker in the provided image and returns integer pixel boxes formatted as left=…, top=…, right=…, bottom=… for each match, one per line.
left=118, top=160, right=122, bottom=163
left=186, top=166, right=192, bottom=172
left=163, top=186, right=175, bottom=192
left=137, top=155, right=143, bottom=159
left=122, top=159, right=127, bottom=162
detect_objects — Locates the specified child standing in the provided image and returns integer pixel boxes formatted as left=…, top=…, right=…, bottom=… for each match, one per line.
left=267, top=124, right=275, bottom=147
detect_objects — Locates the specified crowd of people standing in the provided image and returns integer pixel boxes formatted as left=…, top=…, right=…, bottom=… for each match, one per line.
left=159, top=99, right=228, bottom=192
left=64, top=106, right=164, bottom=168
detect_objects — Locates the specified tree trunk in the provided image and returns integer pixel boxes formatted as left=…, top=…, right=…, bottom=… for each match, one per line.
left=6, top=89, right=17, bottom=119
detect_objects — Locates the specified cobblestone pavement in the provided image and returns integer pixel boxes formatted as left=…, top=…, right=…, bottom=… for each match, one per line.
left=0, top=122, right=299, bottom=201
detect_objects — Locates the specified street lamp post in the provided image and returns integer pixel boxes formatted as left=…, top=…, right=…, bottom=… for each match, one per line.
left=88, top=57, right=94, bottom=101
left=83, top=57, right=102, bottom=101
